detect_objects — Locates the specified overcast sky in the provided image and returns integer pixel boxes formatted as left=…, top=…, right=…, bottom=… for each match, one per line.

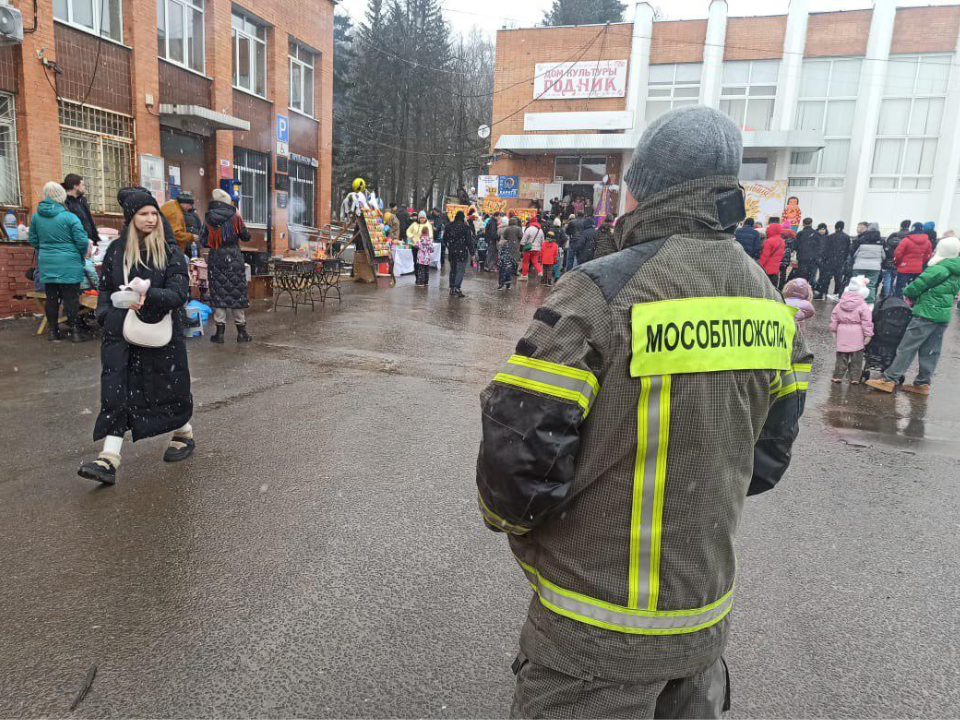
left=336, top=0, right=960, bottom=37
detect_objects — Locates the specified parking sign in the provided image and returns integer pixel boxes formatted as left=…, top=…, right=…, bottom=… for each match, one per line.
left=277, top=115, right=289, bottom=144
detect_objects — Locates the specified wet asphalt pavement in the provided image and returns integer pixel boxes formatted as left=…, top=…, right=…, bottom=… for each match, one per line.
left=1, top=266, right=959, bottom=719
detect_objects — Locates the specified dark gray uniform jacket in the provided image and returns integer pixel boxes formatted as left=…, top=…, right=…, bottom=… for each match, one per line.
left=477, top=177, right=813, bottom=683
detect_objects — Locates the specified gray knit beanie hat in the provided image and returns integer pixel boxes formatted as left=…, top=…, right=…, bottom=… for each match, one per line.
left=625, top=106, right=743, bottom=203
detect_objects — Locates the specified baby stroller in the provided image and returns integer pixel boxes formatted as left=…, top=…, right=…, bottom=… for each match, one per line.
left=861, top=295, right=913, bottom=383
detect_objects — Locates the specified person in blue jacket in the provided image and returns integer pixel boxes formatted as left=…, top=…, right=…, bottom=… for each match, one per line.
left=734, top=217, right=763, bottom=260
left=28, top=181, right=91, bottom=343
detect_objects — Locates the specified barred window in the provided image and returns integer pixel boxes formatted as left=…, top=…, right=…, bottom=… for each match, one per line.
left=58, top=101, right=133, bottom=214
left=234, top=147, right=269, bottom=226
left=0, top=93, right=21, bottom=207
left=289, top=161, right=316, bottom=228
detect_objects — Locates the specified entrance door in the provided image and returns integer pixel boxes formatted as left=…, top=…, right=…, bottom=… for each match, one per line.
left=160, top=128, right=209, bottom=217
left=544, top=182, right=563, bottom=209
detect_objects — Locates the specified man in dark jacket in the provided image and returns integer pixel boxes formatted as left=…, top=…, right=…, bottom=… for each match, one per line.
left=817, top=221, right=851, bottom=298
left=882, top=220, right=911, bottom=299
left=62, top=173, right=100, bottom=245
left=577, top=215, right=598, bottom=264
left=564, top=214, right=584, bottom=272
left=734, top=217, right=763, bottom=260
left=794, top=217, right=821, bottom=284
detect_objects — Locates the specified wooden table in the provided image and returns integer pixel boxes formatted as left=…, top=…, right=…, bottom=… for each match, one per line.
left=26, top=292, right=98, bottom=335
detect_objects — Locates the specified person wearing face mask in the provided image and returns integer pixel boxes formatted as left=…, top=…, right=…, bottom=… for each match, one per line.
left=77, top=189, right=194, bottom=486
left=476, top=106, right=812, bottom=719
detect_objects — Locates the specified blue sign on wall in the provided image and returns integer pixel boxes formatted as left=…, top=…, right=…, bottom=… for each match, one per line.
left=277, top=115, right=289, bottom=143
left=499, top=175, right=519, bottom=198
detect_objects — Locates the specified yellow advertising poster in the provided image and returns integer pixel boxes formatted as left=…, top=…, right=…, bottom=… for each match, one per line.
left=479, top=196, right=507, bottom=215
left=742, top=181, right=788, bottom=225
left=445, top=203, right=472, bottom=221
left=511, top=207, right=540, bottom=225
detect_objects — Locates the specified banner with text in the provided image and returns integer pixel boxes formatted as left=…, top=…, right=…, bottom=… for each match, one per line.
left=533, top=59, right=628, bottom=100
left=478, top=175, right=499, bottom=198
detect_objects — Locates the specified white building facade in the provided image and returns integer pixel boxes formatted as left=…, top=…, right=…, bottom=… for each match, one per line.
left=490, top=0, right=960, bottom=232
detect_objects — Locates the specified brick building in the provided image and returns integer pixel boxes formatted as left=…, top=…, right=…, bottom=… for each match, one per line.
left=489, top=0, right=960, bottom=233
left=0, top=0, right=334, bottom=317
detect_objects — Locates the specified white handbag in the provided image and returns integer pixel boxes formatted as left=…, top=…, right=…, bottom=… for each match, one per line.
left=122, top=266, right=173, bottom=348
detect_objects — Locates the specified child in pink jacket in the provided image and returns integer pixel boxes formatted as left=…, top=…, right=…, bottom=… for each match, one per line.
left=830, top=275, right=875, bottom=384
left=783, top=278, right=815, bottom=332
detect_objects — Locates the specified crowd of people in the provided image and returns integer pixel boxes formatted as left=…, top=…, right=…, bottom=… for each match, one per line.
left=734, top=211, right=960, bottom=395
left=379, top=201, right=617, bottom=296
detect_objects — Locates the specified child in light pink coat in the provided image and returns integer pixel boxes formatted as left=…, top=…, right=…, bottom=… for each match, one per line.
left=782, top=278, right=815, bottom=332
left=830, top=275, right=875, bottom=384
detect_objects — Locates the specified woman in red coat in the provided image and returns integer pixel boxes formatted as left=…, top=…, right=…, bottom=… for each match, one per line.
left=893, top=223, right=934, bottom=297
left=759, top=222, right=786, bottom=287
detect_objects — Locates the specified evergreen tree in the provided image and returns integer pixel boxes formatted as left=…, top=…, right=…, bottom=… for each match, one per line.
left=331, top=0, right=494, bottom=213
left=543, top=0, right=625, bottom=26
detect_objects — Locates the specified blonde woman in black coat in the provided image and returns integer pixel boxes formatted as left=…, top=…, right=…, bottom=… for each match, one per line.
left=77, top=190, right=194, bottom=486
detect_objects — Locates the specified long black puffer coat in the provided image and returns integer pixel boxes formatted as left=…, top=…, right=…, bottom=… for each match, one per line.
left=94, top=234, right=193, bottom=442
left=202, top=201, right=251, bottom=309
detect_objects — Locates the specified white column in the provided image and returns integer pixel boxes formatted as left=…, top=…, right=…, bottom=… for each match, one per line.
left=619, top=150, right=634, bottom=215
left=627, top=2, right=655, bottom=131
left=700, top=0, right=728, bottom=108
left=772, top=0, right=810, bottom=132
left=933, top=22, right=960, bottom=229
left=845, top=0, right=896, bottom=225
left=621, top=2, right=655, bottom=215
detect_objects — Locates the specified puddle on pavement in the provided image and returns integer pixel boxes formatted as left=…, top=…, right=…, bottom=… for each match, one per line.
left=819, top=381, right=960, bottom=459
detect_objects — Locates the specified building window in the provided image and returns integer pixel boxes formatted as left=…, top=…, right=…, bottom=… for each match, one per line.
left=789, top=58, right=862, bottom=189
left=289, top=162, right=316, bottom=227
left=554, top=156, right=607, bottom=183
left=646, top=63, right=702, bottom=123
left=870, top=54, right=951, bottom=190
left=158, top=0, right=205, bottom=73
left=232, top=12, right=267, bottom=97
left=53, top=0, right=122, bottom=42
left=59, top=101, right=133, bottom=214
left=234, top=148, right=268, bottom=226
left=0, top=94, right=21, bottom=207
left=720, top=60, right=780, bottom=132
left=289, top=41, right=316, bottom=117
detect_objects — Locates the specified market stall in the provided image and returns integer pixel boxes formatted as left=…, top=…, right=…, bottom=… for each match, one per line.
left=392, top=246, right=415, bottom=276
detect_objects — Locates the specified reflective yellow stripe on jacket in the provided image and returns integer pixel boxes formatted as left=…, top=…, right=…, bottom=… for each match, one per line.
left=515, top=554, right=734, bottom=635
left=771, top=363, right=811, bottom=399
left=629, top=375, right=672, bottom=610
left=478, top=491, right=530, bottom=535
left=494, top=355, right=600, bottom=417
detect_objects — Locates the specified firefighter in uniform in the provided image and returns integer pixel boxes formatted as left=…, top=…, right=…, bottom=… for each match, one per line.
left=476, top=106, right=813, bottom=719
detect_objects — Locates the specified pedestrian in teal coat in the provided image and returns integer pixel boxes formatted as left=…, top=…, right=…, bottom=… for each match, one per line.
left=28, top=181, right=91, bottom=342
